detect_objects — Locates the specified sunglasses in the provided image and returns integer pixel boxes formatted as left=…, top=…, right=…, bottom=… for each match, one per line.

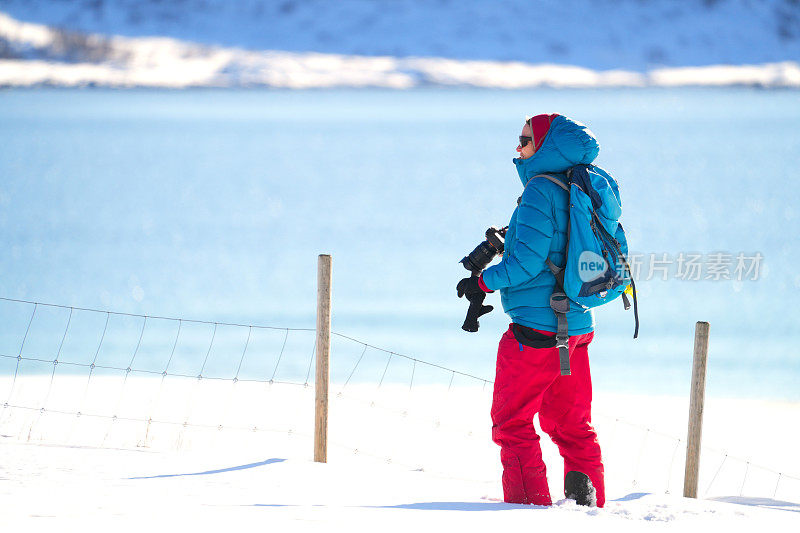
left=519, top=136, right=532, bottom=148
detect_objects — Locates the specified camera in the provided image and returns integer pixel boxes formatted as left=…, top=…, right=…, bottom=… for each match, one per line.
left=460, top=226, right=508, bottom=275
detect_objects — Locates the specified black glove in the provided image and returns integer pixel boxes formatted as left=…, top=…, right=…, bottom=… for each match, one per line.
left=456, top=276, right=493, bottom=332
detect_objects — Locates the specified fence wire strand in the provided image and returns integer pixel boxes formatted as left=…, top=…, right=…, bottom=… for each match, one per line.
left=2, top=296, right=799, bottom=499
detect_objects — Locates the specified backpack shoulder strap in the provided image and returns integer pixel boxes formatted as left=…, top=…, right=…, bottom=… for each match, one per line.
left=517, top=172, right=572, bottom=376
left=533, top=174, right=569, bottom=192
left=518, top=173, right=569, bottom=206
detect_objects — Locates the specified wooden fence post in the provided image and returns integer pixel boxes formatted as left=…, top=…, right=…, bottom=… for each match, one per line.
left=314, top=254, right=332, bottom=463
left=683, top=321, right=710, bottom=498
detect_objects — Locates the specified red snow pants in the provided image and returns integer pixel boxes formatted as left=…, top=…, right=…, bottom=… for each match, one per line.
left=490, top=324, right=605, bottom=507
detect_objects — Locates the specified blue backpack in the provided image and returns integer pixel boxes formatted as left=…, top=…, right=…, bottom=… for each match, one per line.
left=526, top=165, right=639, bottom=374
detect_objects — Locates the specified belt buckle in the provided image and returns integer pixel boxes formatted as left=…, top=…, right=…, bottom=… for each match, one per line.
left=555, top=333, right=569, bottom=350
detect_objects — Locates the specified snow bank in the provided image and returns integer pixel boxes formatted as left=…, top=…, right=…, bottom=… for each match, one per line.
left=1, top=12, right=799, bottom=89
left=650, top=62, right=800, bottom=88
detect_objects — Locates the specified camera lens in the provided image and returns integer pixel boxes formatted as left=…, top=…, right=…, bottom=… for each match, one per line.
left=461, top=241, right=496, bottom=274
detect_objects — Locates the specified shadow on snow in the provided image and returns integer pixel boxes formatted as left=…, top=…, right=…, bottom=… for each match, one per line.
left=128, top=458, right=286, bottom=479
left=711, top=496, right=800, bottom=514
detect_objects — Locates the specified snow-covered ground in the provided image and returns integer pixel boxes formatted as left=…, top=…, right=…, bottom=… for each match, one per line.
left=2, top=376, right=799, bottom=530
left=1, top=7, right=800, bottom=88
left=4, top=441, right=793, bottom=532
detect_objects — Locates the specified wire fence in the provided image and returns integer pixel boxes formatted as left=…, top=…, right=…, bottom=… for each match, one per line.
left=0, top=296, right=798, bottom=501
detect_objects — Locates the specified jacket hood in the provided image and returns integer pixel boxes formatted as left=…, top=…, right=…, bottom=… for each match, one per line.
left=514, top=115, right=600, bottom=186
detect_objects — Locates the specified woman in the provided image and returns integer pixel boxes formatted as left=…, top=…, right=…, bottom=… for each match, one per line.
left=458, top=114, right=607, bottom=507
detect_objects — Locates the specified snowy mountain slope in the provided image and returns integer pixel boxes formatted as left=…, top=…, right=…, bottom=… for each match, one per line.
left=1, top=11, right=799, bottom=88
left=1, top=0, right=799, bottom=71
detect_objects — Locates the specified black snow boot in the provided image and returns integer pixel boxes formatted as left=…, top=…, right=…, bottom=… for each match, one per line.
left=564, top=471, right=597, bottom=507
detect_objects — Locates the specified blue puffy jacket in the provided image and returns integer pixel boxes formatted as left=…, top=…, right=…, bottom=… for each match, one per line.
left=481, top=115, right=601, bottom=334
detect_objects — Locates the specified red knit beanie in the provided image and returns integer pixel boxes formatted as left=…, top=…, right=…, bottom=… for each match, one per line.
left=527, top=113, right=559, bottom=153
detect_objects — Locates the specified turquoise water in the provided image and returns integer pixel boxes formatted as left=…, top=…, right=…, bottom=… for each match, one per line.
left=1, top=88, right=798, bottom=400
